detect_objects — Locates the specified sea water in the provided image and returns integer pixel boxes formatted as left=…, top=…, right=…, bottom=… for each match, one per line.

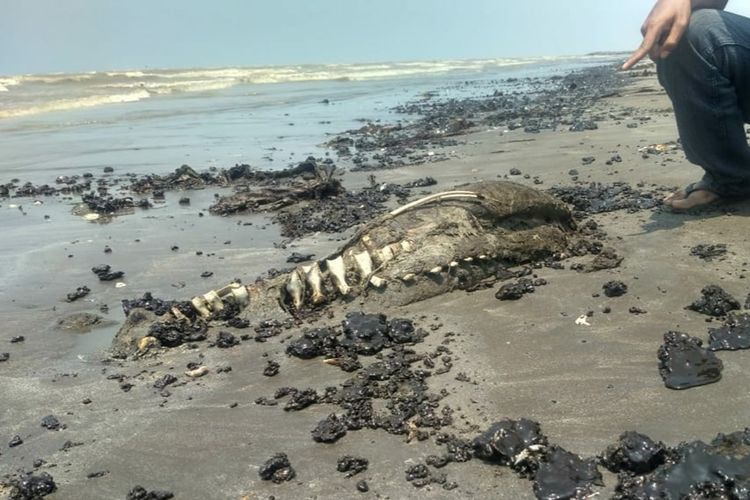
left=0, top=55, right=624, bottom=184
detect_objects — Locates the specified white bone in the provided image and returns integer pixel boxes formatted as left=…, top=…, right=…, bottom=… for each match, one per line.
left=286, top=269, right=305, bottom=308
left=352, top=251, right=373, bottom=282
left=185, top=366, right=209, bottom=378
left=389, top=191, right=479, bottom=217
left=376, top=245, right=394, bottom=265
left=204, top=290, right=224, bottom=312
left=230, top=285, right=249, bottom=307
left=191, top=297, right=211, bottom=317
left=369, top=275, right=386, bottom=288
left=171, top=307, right=188, bottom=321
left=326, top=255, right=350, bottom=295
left=429, top=266, right=443, bottom=274
left=304, top=262, right=325, bottom=304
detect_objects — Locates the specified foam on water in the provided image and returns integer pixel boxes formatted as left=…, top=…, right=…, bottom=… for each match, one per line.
left=0, top=90, right=151, bottom=119
left=0, top=56, right=622, bottom=119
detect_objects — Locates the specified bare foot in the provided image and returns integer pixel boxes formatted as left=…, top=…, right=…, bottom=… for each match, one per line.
left=663, top=188, right=686, bottom=205
left=664, top=189, right=719, bottom=210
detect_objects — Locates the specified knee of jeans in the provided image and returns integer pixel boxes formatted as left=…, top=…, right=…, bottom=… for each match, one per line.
left=683, top=9, right=730, bottom=57
left=658, top=9, right=728, bottom=80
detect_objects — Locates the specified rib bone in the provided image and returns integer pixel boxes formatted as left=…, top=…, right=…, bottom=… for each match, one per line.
left=286, top=269, right=305, bottom=309
left=303, top=263, right=325, bottom=304
left=352, top=251, right=373, bottom=283
left=389, top=191, right=479, bottom=217
left=326, top=255, right=350, bottom=296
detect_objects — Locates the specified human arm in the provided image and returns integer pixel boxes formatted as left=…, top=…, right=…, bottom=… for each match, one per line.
left=622, top=0, right=729, bottom=70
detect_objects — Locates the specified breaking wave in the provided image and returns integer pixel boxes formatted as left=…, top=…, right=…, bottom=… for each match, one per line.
left=0, top=90, right=151, bottom=119
left=0, top=55, right=618, bottom=119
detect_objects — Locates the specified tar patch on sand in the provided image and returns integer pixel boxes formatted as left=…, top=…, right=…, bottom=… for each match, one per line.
left=687, top=285, right=741, bottom=317
left=658, top=331, right=723, bottom=390
left=708, top=313, right=750, bottom=351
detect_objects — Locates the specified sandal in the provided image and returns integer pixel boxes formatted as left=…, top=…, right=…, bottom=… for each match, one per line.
left=663, top=181, right=720, bottom=212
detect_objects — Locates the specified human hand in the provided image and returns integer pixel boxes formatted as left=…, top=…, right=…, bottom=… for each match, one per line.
left=622, top=0, right=693, bottom=70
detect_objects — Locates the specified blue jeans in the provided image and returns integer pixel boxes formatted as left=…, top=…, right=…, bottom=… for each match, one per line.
left=657, top=9, right=750, bottom=197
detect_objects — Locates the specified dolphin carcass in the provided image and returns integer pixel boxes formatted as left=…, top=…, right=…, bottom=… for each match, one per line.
left=112, top=181, right=575, bottom=356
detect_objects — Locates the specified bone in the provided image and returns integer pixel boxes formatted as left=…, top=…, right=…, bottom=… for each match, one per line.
left=360, top=234, right=378, bottom=253
left=216, top=283, right=249, bottom=306
left=401, top=273, right=416, bottom=282
left=375, top=245, right=394, bottom=265
left=388, top=190, right=479, bottom=217
left=303, top=263, right=326, bottom=304
left=388, top=242, right=403, bottom=256
left=230, top=285, right=249, bottom=307
left=171, top=307, right=188, bottom=321
left=215, top=283, right=238, bottom=297
left=204, top=290, right=224, bottom=312
left=369, top=275, right=386, bottom=288
left=326, top=255, right=350, bottom=295
left=351, top=251, right=373, bottom=282
left=191, top=297, right=211, bottom=318
left=286, top=269, right=305, bottom=309
left=429, top=266, right=443, bottom=274
left=185, top=366, right=209, bottom=378
left=137, top=336, right=158, bottom=353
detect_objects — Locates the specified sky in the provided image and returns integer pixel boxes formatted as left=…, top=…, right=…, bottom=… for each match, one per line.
left=3, top=0, right=750, bottom=75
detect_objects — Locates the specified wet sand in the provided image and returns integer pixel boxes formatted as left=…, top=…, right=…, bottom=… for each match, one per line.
left=2, top=67, right=750, bottom=499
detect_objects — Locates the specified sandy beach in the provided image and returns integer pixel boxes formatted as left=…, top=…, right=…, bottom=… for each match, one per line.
left=2, top=63, right=750, bottom=499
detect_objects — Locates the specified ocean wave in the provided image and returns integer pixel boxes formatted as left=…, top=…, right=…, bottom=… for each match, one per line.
left=0, top=78, right=21, bottom=92
left=2, top=56, right=621, bottom=89
left=0, top=90, right=150, bottom=119
left=0, top=55, right=623, bottom=118
left=96, top=78, right=238, bottom=94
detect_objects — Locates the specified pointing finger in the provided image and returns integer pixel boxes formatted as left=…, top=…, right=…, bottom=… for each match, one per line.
left=622, top=24, right=662, bottom=70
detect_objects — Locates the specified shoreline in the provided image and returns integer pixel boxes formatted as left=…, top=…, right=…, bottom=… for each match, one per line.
left=3, top=62, right=750, bottom=499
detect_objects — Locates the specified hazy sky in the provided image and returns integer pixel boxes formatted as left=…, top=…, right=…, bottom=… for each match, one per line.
left=3, top=0, right=750, bottom=75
